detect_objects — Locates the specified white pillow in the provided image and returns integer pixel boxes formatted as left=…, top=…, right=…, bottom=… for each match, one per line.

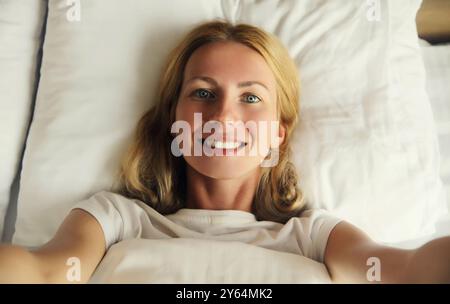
left=420, top=43, right=450, bottom=216
left=89, top=238, right=332, bottom=283
left=237, top=0, right=447, bottom=242
left=13, top=0, right=446, bottom=246
left=0, top=0, right=46, bottom=238
left=380, top=42, right=450, bottom=249
left=12, top=0, right=230, bottom=247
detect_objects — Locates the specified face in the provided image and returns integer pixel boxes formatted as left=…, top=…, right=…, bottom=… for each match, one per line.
left=174, top=41, right=285, bottom=179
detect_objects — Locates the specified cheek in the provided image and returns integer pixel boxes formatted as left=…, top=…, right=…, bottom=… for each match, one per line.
left=247, top=94, right=278, bottom=120
left=247, top=110, right=274, bottom=122
left=245, top=109, right=279, bottom=149
left=176, top=100, right=196, bottom=123
left=175, top=100, right=207, bottom=121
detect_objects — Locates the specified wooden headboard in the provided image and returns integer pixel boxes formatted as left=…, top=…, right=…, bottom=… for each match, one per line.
left=417, top=0, right=450, bottom=44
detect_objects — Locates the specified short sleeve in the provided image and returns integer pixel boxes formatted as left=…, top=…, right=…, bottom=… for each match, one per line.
left=69, top=190, right=149, bottom=250
left=294, top=209, right=343, bottom=263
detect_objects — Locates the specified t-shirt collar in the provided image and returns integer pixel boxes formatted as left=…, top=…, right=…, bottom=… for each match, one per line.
left=166, top=207, right=257, bottom=226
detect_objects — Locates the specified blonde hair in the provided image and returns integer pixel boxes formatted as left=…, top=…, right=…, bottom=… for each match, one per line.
left=115, top=20, right=307, bottom=223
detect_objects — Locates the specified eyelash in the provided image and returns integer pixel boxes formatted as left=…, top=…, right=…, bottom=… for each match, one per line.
left=191, top=89, right=262, bottom=104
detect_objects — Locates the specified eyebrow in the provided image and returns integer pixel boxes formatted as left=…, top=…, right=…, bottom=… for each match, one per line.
left=186, top=76, right=269, bottom=91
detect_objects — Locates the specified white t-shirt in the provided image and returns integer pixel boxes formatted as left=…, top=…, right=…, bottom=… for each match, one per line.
left=70, top=190, right=342, bottom=263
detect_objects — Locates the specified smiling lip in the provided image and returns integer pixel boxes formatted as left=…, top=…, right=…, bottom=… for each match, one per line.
left=197, top=137, right=248, bottom=150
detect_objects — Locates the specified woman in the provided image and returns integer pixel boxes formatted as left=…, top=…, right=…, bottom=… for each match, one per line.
left=0, top=20, right=449, bottom=283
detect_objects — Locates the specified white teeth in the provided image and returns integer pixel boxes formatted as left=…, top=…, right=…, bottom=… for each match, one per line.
left=198, top=137, right=246, bottom=150
left=214, top=141, right=241, bottom=149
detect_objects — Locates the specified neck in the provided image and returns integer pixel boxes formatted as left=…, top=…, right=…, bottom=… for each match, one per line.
left=184, top=165, right=262, bottom=212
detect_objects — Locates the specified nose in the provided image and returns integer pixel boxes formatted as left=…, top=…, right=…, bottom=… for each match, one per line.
left=201, top=92, right=249, bottom=141
left=207, top=92, right=239, bottom=124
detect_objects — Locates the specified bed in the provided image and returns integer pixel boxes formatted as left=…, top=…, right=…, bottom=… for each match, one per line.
left=1, top=0, right=449, bottom=283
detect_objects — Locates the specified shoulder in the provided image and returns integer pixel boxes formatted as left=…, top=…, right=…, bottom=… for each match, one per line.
left=86, top=190, right=135, bottom=203
left=74, top=190, right=151, bottom=212
left=293, top=208, right=343, bottom=238
left=70, top=190, right=160, bottom=250
left=286, top=208, right=343, bottom=262
left=293, top=208, right=342, bottom=229
left=70, top=190, right=157, bottom=231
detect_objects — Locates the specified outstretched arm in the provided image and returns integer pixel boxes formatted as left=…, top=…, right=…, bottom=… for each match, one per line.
left=402, top=236, right=450, bottom=283
left=324, top=221, right=450, bottom=283
left=0, top=209, right=106, bottom=283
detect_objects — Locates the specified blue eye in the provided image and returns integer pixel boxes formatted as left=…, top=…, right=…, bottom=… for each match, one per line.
left=194, top=89, right=214, bottom=99
left=245, top=94, right=261, bottom=104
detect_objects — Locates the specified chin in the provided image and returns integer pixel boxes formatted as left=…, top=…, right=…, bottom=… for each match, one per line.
left=186, top=156, right=261, bottom=180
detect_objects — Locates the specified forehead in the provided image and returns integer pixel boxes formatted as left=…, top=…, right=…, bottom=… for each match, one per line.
left=183, top=41, right=276, bottom=86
